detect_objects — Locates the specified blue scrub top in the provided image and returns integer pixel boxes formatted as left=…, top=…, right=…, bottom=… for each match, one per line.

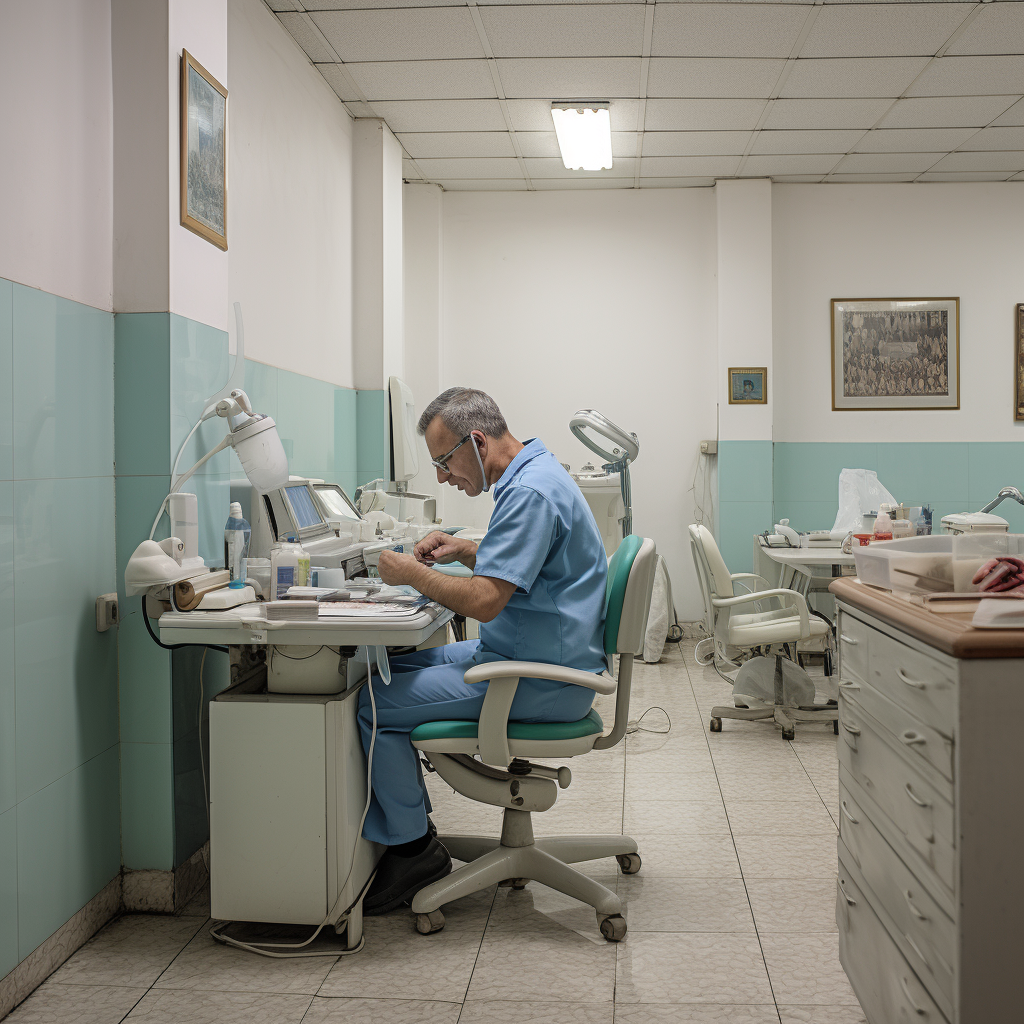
left=473, top=438, right=608, bottom=674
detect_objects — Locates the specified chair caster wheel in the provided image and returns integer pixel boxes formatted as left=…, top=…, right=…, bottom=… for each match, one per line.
left=499, top=877, right=530, bottom=890
left=709, top=717, right=722, bottom=732
left=782, top=727, right=795, bottom=741
left=598, top=913, right=627, bottom=942
left=834, top=720, right=840, bottom=735
left=616, top=853, right=642, bottom=875
left=415, top=910, right=445, bottom=935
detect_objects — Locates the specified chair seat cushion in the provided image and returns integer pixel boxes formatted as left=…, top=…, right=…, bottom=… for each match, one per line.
left=411, top=708, right=604, bottom=744
left=727, top=611, right=830, bottom=646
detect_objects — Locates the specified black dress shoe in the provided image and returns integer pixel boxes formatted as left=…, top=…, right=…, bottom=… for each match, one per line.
left=363, top=837, right=452, bottom=916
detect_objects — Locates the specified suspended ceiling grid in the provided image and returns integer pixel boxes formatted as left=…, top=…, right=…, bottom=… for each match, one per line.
left=268, top=1, right=1024, bottom=190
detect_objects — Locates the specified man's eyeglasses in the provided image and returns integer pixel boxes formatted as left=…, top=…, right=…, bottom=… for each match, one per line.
left=430, top=434, right=472, bottom=474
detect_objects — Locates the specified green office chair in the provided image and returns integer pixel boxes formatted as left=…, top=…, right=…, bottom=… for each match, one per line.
left=409, top=535, right=658, bottom=942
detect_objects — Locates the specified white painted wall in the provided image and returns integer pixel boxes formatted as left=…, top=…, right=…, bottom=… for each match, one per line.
left=773, top=182, right=1024, bottom=443
left=0, top=0, right=113, bottom=310
left=438, top=190, right=719, bottom=620
left=228, top=0, right=355, bottom=383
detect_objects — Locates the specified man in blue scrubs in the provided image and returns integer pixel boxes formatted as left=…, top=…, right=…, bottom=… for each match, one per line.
left=359, top=387, right=608, bottom=914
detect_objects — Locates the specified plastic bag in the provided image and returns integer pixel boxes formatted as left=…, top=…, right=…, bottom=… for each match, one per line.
left=732, top=656, right=816, bottom=708
left=833, top=468, right=897, bottom=534
left=642, top=556, right=671, bottom=663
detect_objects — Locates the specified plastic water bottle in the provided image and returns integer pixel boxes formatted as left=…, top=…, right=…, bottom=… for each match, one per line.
left=224, top=502, right=251, bottom=589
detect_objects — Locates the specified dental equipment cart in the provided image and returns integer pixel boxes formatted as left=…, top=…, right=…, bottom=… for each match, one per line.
left=159, top=604, right=453, bottom=950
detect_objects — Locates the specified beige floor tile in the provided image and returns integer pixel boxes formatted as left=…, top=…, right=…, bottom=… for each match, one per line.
left=460, top=1001, right=613, bottom=1023
left=619, top=834, right=741, bottom=879
left=724, top=800, right=836, bottom=836
left=623, top=799, right=729, bottom=836
left=614, top=1006, right=779, bottom=1023
left=624, top=773, right=722, bottom=804
left=718, top=773, right=821, bottom=804
left=534, top=805, right=624, bottom=837
left=318, top=888, right=493, bottom=1002
left=49, top=915, right=206, bottom=989
left=178, top=885, right=211, bottom=920
left=124, top=988, right=312, bottom=1023
left=302, top=996, right=462, bottom=1023
left=618, top=877, right=755, bottom=933
left=777, top=1006, right=868, bottom=1023
left=6, top=983, right=146, bottom=1024
left=745, top=878, right=839, bottom=932
left=487, top=878, right=621, bottom=939
left=733, top=834, right=838, bottom=879
left=615, top=932, right=773, bottom=1004
left=761, top=933, right=859, bottom=1005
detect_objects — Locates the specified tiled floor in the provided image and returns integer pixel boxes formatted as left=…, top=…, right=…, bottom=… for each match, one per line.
left=5, top=643, right=867, bottom=1024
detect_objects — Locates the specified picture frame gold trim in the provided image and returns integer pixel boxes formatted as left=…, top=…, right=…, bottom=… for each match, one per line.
left=728, top=366, right=768, bottom=405
left=1015, top=304, right=1024, bottom=422
left=180, top=49, right=228, bottom=251
left=830, top=297, right=960, bottom=412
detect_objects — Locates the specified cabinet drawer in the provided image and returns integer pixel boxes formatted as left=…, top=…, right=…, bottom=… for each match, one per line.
left=838, top=784, right=955, bottom=1015
left=869, top=629, right=956, bottom=739
left=838, top=611, right=870, bottom=683
left=839, top=696, right=955, bottom=891
left=839, top=671, right=954, bottom=784
left=838, top=852, right=950, bottom=1024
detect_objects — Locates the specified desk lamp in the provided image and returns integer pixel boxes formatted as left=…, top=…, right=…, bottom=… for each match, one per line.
left=570, top=409, right=639, bottom=538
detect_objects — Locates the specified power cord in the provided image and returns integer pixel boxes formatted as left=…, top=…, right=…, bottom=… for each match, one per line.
left=626, top=706, right=672, bottom=735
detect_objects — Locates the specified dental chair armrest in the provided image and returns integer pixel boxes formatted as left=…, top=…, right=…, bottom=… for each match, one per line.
left=712, top=588, right=810, bottom=635
left=729, top=572, right=772, bottom=594
left=464, top=661, right=616, bottom=766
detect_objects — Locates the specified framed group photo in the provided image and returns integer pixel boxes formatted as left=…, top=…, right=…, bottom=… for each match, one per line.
left=180, top=49, right=228, bottom=250
left=831, top=298, right=959, bottom=411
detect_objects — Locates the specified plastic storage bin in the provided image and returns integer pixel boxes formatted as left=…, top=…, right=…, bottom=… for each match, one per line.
left=853, top=536, right=954, bottom=593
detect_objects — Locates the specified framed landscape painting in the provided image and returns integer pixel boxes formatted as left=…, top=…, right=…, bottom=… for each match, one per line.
left=180, top=49, right=227, bottom=250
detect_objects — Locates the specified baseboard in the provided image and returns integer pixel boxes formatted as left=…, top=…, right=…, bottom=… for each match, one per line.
left=123, top=844, right=209, bottom=914
left=0, top=875, right=121, bottom=1019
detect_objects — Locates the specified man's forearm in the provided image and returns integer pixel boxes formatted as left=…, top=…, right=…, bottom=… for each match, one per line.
left=406, top=562, right=490, bottom=620
left=456, top=544, right=477, bottom=571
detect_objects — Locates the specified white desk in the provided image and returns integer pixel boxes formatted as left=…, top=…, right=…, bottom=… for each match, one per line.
left=757, top=541, right=856, bottom=596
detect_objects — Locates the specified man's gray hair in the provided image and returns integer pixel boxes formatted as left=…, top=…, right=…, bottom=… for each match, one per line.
left=417, top=387, right=510, bottom=439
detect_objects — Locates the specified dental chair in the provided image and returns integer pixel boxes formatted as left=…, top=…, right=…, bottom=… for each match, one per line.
left=689, top=524, right=837, bottom=741
left=409, top=535, right=657, bottom=941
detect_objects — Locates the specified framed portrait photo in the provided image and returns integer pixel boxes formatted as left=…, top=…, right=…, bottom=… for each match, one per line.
left=180, top=50, right=227, bottom=250
left=1016, top=304, right=1024, bottom=422
left=728, top=367, right=767, bottom=405
left=831, top=298, right=959, bottom=411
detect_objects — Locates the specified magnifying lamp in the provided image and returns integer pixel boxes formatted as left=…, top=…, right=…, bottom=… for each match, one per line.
left=569, top=409, right=639, bottom=539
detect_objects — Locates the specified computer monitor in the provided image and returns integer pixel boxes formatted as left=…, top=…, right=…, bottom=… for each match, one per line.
left=282, top=483, right=329, bottom=538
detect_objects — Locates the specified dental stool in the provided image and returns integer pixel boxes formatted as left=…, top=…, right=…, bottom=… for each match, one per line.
left=409, top=535, right=657, bottom=941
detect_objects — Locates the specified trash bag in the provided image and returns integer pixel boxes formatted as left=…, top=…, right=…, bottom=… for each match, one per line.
left=833, top=468, right=897, bottom=534
left=643, top=556, right=672, bottom=663
left=732, top=655, right=816, bottom=708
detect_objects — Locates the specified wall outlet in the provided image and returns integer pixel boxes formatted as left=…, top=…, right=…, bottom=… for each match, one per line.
left=699, top=440, right=718, bottom=455
left=96, top=593, right=119, bottom=632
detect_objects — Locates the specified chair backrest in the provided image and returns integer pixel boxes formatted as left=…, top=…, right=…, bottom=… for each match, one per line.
left=604, top=535, right=657, bottom=656
left=689, top=524, right=733, bottom=598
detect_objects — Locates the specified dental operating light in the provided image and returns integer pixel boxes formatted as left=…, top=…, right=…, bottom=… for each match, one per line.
left=570, top=409, right=639, bottom=539
left=551, top=103, right=613, bottom=171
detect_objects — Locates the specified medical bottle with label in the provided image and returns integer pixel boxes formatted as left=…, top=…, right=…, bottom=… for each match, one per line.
left=271, top=540, right=299, bottom=600
left=873, top=505, right=894, bottom=541
left=292, top=536, right=311, bottom=588
left=224, top=502, right=251, bottom=589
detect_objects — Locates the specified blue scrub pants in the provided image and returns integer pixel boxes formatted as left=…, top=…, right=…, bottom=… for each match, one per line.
left=356, top=639, right=596, bottom=846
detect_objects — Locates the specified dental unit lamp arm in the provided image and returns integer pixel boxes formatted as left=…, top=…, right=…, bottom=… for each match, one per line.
left=980, top=486, right=1024, bottom=515
left=569, top=409, right=639, bottom=539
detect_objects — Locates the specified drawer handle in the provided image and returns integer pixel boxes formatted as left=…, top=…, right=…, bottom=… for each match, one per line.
left=905, top=783, right=931, bottom=808
left=841, top=720, right=861, bottom=736
left=898, top=668, right=927, bottom=690
left=903, top=890, right=928, bottom=921
left=840, top=633, right=860, bottom=646
left=903, top=931, right=932, bottom=971
left=899, top=974, right=928, bottom=1015
left=838, top=881, right=857, bottom=906
left=900, top=730, right=927, bottom=747
left=840, top=800, right=860, bottom=825
left=838, top=679, right=861, bottom=690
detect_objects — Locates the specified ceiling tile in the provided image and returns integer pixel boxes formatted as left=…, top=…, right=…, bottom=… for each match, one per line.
left=878, top=95, right=1019, bottom=129
left=652, top=4, right=809, bottom=58
left=345, top=60, right=496, bottom=101
left=917, top=171, right=1016, bottom=182
left=993, top=99, right=1024, bottom=126
left=516, top=131, right=637, bottom=158
left=770, top=175, right=826, bottom=183
left=369, top=100, right=508, bottom=133
left=397, top=132, right=517, bottom=159
left=647, top=58, right=785, bottom=99
left=310, top=9, right=484, bottom=62
left=402, top=160, right=422, bottom=180
left=946, top=3, right=1024, bottom=56
left=524, top=157, right=638, bottom=178
left=763, top=98, right=892, bottom=130
left=276, top=13, right=336, bottom=63
left=750, top=129, right=865, bottom=154
left=781, top=57, right=929, bottom=99
left=827, top=173, right=919, bottom=183
left=530, top=178, right=636, bottom=189
left=644, top=98, right=766, bottom=131
left=479, top=5, right=646, bottom=58
left=317, top=64, right=364, bottom=103
left=852, top=127, right=978, bottom=152
left=642, top=131, right=752, bottom=156
left=801, top=4, right=974, bottom=58
left=304, top=0, right=465, bottom=7
left=639, top=177, right=717, bottom=188
left=436, top=179, right=528, bottom=191
left=958, top=126, right=1024, bottom=152
left=506, top=97, right=639, bottom=131
left=907, top=56, right=1024, bottom=98
left=640, top=155, right=742, bottom=176
left=496, top=57, right=641, bottom=99
left=741, top=154, right=842, bottom=175
left=834, top=152, right=945, bottom=173
left=415, top=157, right=524, bottom=178
left=929, top=150, right=1024, bottom=172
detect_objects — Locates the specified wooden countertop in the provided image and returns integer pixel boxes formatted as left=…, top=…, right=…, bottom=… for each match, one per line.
left=829, top=577, right=1024, bottom=659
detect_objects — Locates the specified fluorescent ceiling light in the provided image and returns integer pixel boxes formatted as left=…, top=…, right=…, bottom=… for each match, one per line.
left=551, top=103, right=612, bottom=171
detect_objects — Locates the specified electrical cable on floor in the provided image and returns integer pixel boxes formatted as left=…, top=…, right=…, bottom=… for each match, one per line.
left=626, top=706, right=672, bottom=735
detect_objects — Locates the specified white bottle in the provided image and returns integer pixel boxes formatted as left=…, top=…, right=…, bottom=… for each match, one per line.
left=873, top=506, right=894, bottom=541
left=271, top=540, right=299, bottom=600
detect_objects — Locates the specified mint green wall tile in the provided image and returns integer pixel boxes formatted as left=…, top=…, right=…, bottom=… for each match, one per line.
left=192, top=473, right=231, bottom=567
left=114, top=313, right=170, bottom=477
left=876, top=442, right=969, bottom=506
left=277, top=371, right=335, bottom=482
left=718, top=441, right=772, bottom=504
left=115, top=475, right=171, bottom=604
left=357, top=389, right=389, bottom=485
left=17, top=745, right=120, bottom=959
left=718, top=501, right=774, bottom=575
left=117, top=608, right=171, bottom=745
left=967, top=443, right=1024, bottom=532
left=0, top=482, right=14, bottom=816
left=14, top=477, right=117, bottom=802
left=334, top=387, right=358, bottom=490
left=771, top=500, right=839, bottom=534
left=0, top=279, right=12, bottom=481
left=0, top=807, right=16, bottom=977
left=243, top=360, right=278, bottom=421
left=773, top=443, right=877, bottom=504
left=121, top=742, right=174, bottom=871
left=13, top=285, right=114, bottom=481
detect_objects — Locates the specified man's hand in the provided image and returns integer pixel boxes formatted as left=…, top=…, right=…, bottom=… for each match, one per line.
left=414, top=531, right=478, bottom=567
left=376, top=549, right=421, bottom=587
